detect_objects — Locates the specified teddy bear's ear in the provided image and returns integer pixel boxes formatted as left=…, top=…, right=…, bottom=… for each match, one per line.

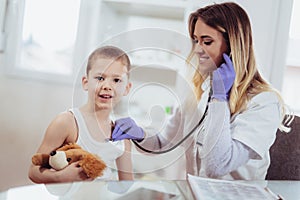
left=32, top=153, right=51, bottom=168
left=79, top=154, right=106, bottom=179
left=57, top=143, right=82, bottom=151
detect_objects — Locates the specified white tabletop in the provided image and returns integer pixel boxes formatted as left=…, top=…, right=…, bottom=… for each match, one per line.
left=0, top=180, right=299, bottom=200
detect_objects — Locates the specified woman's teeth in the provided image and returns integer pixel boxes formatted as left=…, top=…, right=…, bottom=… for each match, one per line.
left=199, top=56, right=208, bottom=61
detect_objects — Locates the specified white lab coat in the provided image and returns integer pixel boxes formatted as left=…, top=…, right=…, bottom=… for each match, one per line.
left=139, top=78, right=282, bottom=180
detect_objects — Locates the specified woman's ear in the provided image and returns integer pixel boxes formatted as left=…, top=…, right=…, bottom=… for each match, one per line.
left=229, top=51, right=232, bottom=59
left=82, top=76, right=88, bottom=91
left=123, top=82, right=132, bottom=96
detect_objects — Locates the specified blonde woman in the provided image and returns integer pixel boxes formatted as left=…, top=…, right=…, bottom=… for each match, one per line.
left=112, top=2, right=285, bottom=180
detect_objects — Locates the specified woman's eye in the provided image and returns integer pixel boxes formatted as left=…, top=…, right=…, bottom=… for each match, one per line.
left=96, top=76, right=104, bottom=81
left=192, top=39, right=198, bottom=44
left=67, top=158, right=71, bottom=162
left=203, top=41, right=213, bottom=45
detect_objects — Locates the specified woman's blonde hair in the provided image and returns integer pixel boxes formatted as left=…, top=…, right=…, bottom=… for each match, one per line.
left=187, top=2, right=284, bottom=116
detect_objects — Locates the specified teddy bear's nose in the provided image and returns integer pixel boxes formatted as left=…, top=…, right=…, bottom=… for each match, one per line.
left=50, top=151, right=56, bottom=156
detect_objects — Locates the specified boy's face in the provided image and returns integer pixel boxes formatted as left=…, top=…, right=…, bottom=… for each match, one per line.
left=82, top=58, right=131, bottom=110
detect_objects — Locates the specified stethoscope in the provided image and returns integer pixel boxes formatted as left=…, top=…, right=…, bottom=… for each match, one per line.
left=132, top=93, right=211, bottom=154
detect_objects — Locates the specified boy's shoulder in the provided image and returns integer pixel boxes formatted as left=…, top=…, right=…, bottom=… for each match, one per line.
left=50, top=111, right=77, bottom=131
left=55, top=111, right=75, bottom=122
left=47, top=111, right=78, bottom=142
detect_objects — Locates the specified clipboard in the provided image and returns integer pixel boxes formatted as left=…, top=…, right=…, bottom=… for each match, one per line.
left=187, top=174, right=283, bottom=200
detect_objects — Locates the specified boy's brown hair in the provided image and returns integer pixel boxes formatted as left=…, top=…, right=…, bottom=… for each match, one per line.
left=86, top=46, right=131, bottom=76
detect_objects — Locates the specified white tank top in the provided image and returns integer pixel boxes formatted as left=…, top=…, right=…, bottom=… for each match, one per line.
left=69, top=108, right=125, bottom=180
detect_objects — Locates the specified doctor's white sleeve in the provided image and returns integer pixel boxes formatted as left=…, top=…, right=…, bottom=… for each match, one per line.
left=199, top=92, right=281, bottom=178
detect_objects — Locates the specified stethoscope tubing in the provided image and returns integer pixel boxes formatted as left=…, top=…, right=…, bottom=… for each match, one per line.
left=132, top=97, right=210, bottom=154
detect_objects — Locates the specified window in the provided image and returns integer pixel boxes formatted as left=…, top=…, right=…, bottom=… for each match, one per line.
left=286, top=0, right=300, bottom=66
left=289, top=0, right=300, bottom=39
left=21, top=0, right=80, bottom=75
left=282, top=0, right=300, bottom=115
left=3, top=0, right=85, bottom=83
left=3, top=0, right=188, bottom=83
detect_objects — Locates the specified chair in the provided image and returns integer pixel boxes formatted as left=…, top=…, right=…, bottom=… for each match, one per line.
left=266, top=115, right=300, bottom=180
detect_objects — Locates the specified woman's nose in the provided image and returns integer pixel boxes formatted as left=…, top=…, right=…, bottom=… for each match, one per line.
left=194, top=43, right=205, bottom=53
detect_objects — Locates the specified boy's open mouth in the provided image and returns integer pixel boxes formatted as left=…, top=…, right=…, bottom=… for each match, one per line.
left=99, top=94, right=113, bottom=99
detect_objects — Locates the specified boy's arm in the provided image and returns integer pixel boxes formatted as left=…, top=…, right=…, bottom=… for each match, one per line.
left=28, top=111, right=83, bottom=183
left=116, top=139, right=134, bottom=180
left=28, top=162, right=87, bottom=183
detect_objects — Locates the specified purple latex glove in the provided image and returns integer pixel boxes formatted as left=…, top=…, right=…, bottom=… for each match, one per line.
left=211, top=53, right=236, bottom=101
left=111, top=117, right=144, bottom=141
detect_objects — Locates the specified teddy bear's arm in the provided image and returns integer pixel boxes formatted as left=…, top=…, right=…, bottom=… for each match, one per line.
left=32, top=153, right=51, bottom=168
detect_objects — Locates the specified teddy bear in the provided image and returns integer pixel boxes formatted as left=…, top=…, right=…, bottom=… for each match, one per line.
left=32, top=143, right=107, bottom=179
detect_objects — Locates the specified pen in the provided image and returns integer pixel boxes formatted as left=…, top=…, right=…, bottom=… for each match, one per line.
left=264, top=187, right=284, bottom=200
left=277, top=194, right=284, bottom=200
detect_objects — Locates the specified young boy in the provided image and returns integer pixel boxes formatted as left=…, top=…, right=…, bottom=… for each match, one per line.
left=28, top=46, right=133, bottom=183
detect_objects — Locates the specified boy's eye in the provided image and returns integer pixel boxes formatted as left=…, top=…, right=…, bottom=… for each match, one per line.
left=96, top=76, right=104, bottom=81
left=67, top=158, right=71, bottom=162
left=114, top=78, right=122, bottom=83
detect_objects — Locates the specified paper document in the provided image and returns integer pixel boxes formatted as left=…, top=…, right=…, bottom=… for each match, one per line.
left=187, top=174, right=279, bottom=200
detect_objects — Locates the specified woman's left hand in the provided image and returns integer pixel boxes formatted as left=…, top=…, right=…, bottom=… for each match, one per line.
left=211, top=53, right=236, bottom=101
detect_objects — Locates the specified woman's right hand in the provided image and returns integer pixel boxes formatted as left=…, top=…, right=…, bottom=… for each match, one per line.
left=111, top=117, right=145, bottom=142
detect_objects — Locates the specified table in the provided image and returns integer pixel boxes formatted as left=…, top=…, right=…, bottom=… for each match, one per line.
left=0, top=180, right=299, bottom=200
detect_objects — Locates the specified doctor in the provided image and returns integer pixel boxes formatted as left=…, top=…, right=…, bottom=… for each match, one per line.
left=112, top=2, right=285, bottom=180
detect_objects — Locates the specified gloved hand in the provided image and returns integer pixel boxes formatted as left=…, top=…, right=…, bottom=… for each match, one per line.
left=111, top=117, right=145, bottom=141
left=211, top=53, right=236, bottom=101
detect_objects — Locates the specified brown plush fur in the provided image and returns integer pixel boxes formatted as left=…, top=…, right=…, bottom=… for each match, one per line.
left=32, top=143, right=106, bottom=179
